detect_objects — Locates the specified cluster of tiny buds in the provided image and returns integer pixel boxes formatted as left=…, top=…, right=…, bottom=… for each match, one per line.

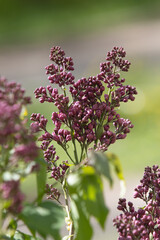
left=114, top=118, right=134, bottom=139
left=113, top=165, right=160, bottom=239
left=134, top=165, right=160, bottom=203
left=112, top=85, right=137, bottom=106
left=42, top=144, right=59, bottom=164
left=46, top=184, right=60, bottom=201
left=49, top=46, right=74, bottom=70
left=51, top=161, right=69, bottom=181
left=46, top=46, right=75, bottom=87
left=34, top=86, right=69, bottom=112
left=106, top=46, right=131, bottom=72
left=30, top=113, right=48, bottom=132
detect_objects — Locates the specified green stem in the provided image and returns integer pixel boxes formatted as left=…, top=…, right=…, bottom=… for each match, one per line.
left=72, top=139, right=79, bottom=164
left=0, top=197, right=4, bottom=235
left=68, top=119, right=79, bottom=165
left=79, top=142, right=85, bottom=163
left=0, top=202, right=2, bottom=233
left=1, top=146, right=8, bottom=170
left=62, top=182, right=74, bottom=240
left=62, top=86, right=67, bottom=97
left=60, top=144, right=75, bottom=164
left=84, top=144, right=88, bottom=158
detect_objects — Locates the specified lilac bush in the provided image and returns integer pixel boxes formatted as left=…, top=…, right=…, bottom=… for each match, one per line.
left=0, top=46, right=138, bottom=240
left=113, top=165, right=160, bottom=240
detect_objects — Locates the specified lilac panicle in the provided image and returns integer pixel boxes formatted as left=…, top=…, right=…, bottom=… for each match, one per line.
left=32, top=46, right=137, bottom=199
left=113, top=165, right=160, bottom=240
left=0, top=76, right=39, bottom=214
left=0, top=76, right=39, bottom=163
left=0, top=77, right=31, bottom=145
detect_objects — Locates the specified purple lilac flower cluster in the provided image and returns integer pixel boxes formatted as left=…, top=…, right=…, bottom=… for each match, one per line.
left=0, top=76, right=38, bottom=163
left=113, top=165, right=160, bottom=240
left=33, top=45, right=137, bottom=150
left=31, top=46, right=137, bottom=200
left=0, top=76, right=39, bottom=214
left=0, top=77, right=30, bottom=144
left=46, top=184, right=60, bottom=201
left=0, top=180, right=24, bottom=214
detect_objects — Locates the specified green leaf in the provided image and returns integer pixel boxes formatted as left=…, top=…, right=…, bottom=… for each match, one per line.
left=0, top=231, right=41, bottom=240
left=106, top=152, right=124, bottom=180
left=36, top=158, right=47, bottom=203
left=20, top=201, right=65, bottom=240
left=13, top=230, right=41, bottom=240
left=71, top=196, right=93, bottom=240
left=0, top=236, right=11, bottom=240
left=96, top=124, right=104, bottom=140
left=88, top=151, right=113, bottom=187
left=106, top=152, right=126, bottom=196
left=8, top=218, right=17, bottom=231
left=67, top=166, right=109, bottom=239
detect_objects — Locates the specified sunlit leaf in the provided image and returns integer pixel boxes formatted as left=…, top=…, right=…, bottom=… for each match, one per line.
left=63, top=163, right=74, bottom=167
left=67, top=166, right=109, bottom=239
left=106, top=152, right=126, bottom=196
left=88, top=151, right=113, bottom=187
left=0, top=231, right=41, bottom=240
left=96, top=125, right=104, bottom=140
left=106, top=152, right=124, bottom=180
left=20, top=201, right=65, bottom=240
left=13, top=230, right=41, bottom=240
left=71, top=196, right=93, bottom=240
left=8, top=218, right=17, bottom=231
left=0, top=236, right=11, bottom=240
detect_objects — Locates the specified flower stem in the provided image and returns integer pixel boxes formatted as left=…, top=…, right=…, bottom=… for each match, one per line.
left=0, top=198, right=3, bottom=234
left=72, top=140, right=79, bottom=165
left=58, top=142, right=75, bottom=164
left=79, top=142, right=85, bottom=163
left=62, top=181, right=74, bottom=240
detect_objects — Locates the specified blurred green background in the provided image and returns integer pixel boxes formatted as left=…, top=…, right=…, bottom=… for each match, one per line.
left=1, top=0, right=160, bottom=239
